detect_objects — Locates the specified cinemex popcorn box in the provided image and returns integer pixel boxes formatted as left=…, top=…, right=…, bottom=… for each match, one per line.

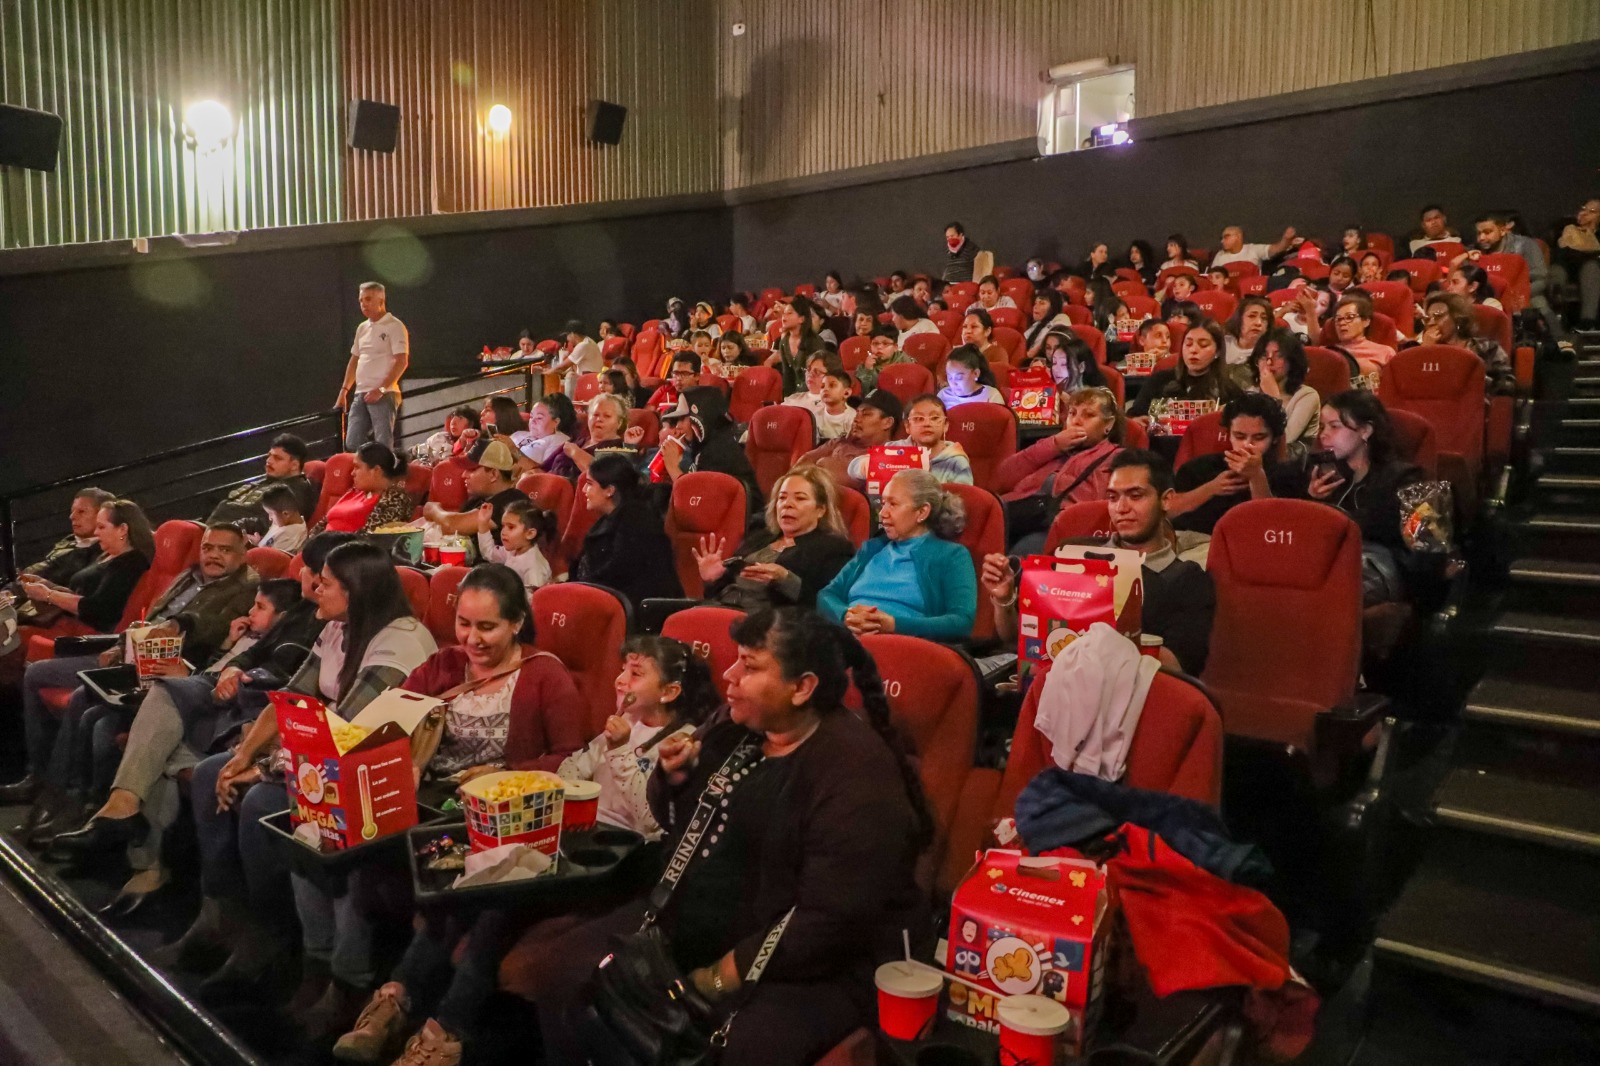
left=272, top=689, right=440, bottom=851
left=943, top=850, right=1111, bottom=1055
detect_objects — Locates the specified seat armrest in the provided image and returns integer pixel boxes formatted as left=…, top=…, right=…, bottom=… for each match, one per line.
left=1315, top=692, right=1391, bottom=793
left=53, top=634, right=120, bottom=658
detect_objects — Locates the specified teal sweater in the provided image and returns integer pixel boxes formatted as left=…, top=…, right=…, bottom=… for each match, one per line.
left=817, top=533, right=978, bottom=641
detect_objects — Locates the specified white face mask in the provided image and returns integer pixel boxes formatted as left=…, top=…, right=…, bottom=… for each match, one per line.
left=1026, top=262, right=1045, bottom=282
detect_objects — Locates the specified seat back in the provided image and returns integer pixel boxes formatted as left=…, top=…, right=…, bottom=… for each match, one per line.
left=665, top=473, right=748, bottom=599
left=311, top=452, right=356, bottom=525
left=1123, top=293, right=1159, bottom=320
left=716, top=314, right=743, bottom=336
left=944, top=403, right=1018, bottom=492
left=944, top=484, right=1003, bottom=640
left=629, top=407, right=661, bottom=448
left=1356, top=281, right=1415, bottom=335
left=1173, top=410, right=1231, bottom=467
left=989, top=307, right=1025, bottom=332
left=532, top=583, right=629, bottom=736
left=840, top=336, right=871, bottom=371
left=1101, top=365, right=1126, bottom=409
left=121, top=521, right=206, bottom=627
left=403, top=463, right=432, bottom=513
left=425, top=565, right=469, bottom=646
left=1388, top=409, right=1440, bottom=479
left=396, top=567, right=431, bottom=623
left=729, top=366, right=782, bottom=423
left=1203, top=500, right=1362, bottom=750
left=573, top=373, right=603, bottom=404
left=516, top=472, right=575, bottom=575
left=903, top=333, right=952, bottom=375
left=558, top=475, right=601, bottom=575
left=991, top=326, right=1026, bottom=365
left=1304, top=346, right=1353, bottom=401
left=837, top=486, right=872, bottom=547
left=875, top=363, right=936, bottom=407
left=1063, top=304, right=1092, bottom=326
left=1192, top=290, right=1237, bottom=322
left=661, top=605, right=744, bottom=699
left=856, top=634, right=980, bottom=893
left=428, top=457, right=474, bottom=511
left=601, top=335, right=628, bottom=363
left=744, top=405, right=815, bottom=497
left=1070, top=324, right=1108, bottom=365
left=1220, top=260, right=1260, bottom=279
left=1477, top=253, right=1530, bottom=313
left=1000, top=278, right=1035, bottom=307
left=1238, top=276, right=1268, bottom=296
left=1389, top=258, right=1440, bottom=295
left=1471, top=304, right=1513, bottom=355
left=944, top=281, right=978, bottom=311
left=1044, top=501, right=1113, bottom=552
left=1378, top=344, right=1485, bottom=489
left=245, top=547, right=292, bottom=580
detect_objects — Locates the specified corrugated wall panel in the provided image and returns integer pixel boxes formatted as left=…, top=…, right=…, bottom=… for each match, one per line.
left=718, top=0, right=1600, bottom=189
left=0, top=0, right=342, bottom=249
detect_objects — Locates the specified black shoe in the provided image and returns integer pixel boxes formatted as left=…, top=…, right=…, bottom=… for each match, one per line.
left=96, top=873, right=167, bottom=922
left=197, top=926, right=293, bottom=1008
left=50, top=813, right=148, bottom=859
left=150, top=897, right=243, bottom=975
left=0, top=774, right=40, bottom=806
left=25, top=795, right=85, bottom=849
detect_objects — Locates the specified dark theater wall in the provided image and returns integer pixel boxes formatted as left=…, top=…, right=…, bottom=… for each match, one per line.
left=729, top=67, right=1600, bottom=291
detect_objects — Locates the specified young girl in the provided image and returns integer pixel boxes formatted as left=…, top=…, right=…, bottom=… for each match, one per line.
left=557, top=634, right=716, bottom=839
left=937, top=346, right=1005, bottom=407
left=476, top=498, right=556, bottom=591
left=847, top=393, right=973, bottom=498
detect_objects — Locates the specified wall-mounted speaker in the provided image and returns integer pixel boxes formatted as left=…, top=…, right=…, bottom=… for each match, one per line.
left=348, top=99, right=400, bottom=153
left=586, top=100, right=627, bottom=146
left=0, top=104, right=63, bottom=172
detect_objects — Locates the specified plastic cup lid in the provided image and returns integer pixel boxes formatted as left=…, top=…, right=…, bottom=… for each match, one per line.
left=997, top=994, right=1072, bottom=1035
left=874, top=961, right=943, bottom=997
left=562, top=778, right=602, bottom=799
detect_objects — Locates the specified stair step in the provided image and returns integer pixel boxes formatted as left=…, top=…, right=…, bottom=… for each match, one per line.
left=1466, top=674, right=1600, bottom=737
left=1549, top=447, right=1600, bottom=457
left=1490, top=611, right=1600, bottom=647
left=1374, top=840, right=1600, bottom=1014
left=1539, top=473, right=1600, bottom=490
left=1525, top=513, right=1600, bottom=534
left=1567, top=397, right=1600, bottom=407
left=1433, top=767, right=1600, bottom=855
left=1509, top=558, right=1600, bottom=587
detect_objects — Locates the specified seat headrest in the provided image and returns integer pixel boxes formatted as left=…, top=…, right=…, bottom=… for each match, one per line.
left=1386, top=346, right=1483, bottom=398
left=1211, top=500, right=1358, bottom=590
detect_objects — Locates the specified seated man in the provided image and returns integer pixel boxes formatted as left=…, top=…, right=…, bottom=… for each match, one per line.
left=5, top=522, right=261, bottom=841
left=2, top=487, right=113, bottom=627
left=1211, top=224, right=1300, bottom=270
left=206, top=433, right=318, bottom=538
left=645, top=351, right=701, bottom=413
left=1170, top=393, right=1304, bottom=535
left=801, top=389, right=902, bottom=486
left=422, top=440, right=526, bottom=560
left=982, top=449, right=1215, bottom=676
left=1459, top=212, right=1558, bottom=338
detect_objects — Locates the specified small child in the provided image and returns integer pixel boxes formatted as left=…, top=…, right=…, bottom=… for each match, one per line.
left=783, top=353, right=834, bottom=415
left=558, top=635, right=717, bottom=840
left=814, top=367, right=857, bottom=441
left=258, top=483, right=307, bottom=553
left=937, top=346, right=1005, bottom=408
left=1207, top=266, right=1234, bottom=294
left=475, top=498, right=555, bottom=591
left=855, top=324, right=916, bottom=393
left=1135, top=318, right=1172, bottom=357
left=209, top=578, right=302, bottom=675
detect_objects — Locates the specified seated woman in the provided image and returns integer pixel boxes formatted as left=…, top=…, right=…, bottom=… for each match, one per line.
left=178, top=542, right=436, bottom=1008
left=309, top=443, right=414, bottom=536
left=1129, top=319, right=1242, bottom=432
left=1161, top=233, right=1199, bottom=271
left=335, top=632, right=715, bottom=1065
left=1031, top=330, right=1106, bottom=393
left=563, top=394, right=646, bottom=475
left=1328, top=292, right=1396, bottom=377
left=1024, top=289, right=1073, bottom=356
left=1411, top=291, right=1514, bottom=393
left=1086, top=277, right=1130, bottom=340
left=572, top=452, right=683, bottom=604
left=9, top=497, right=153, bottom=638
left=1223, top=294, right=1273, bottom=387
left=507, top=394, right=580, bottom=477
left=1329, top=225, right=1367, bottom=263
left=727, top=293, right=759, bottom=334
left=818, top=469, right=977, bottom=640
left=960, top=308, right=1010, bottom=367
left=846, top=394, right=973, bottom=496
left=782, top=352, right=834, bottom=414
left=421, top=406, right=479, bottom=460
left=994, top=387, right=1125, bottom=547
left=1250, top=328, right=1321, bottom=457
left=1326, top=256, right=1358, bottom=299
left=1299, top=391, right=1424, bottom=605
left=527, top=608, right=932, bottom=1065
left=937, top=346, right=1005, bottom=407
left=890, top=294, right=940, bottom=347
left=717, top=330, right=762, bottom=371
left=694, top=464, right=857, bottom=612
left=1126, top=239, right=1159, bottom=287
left=1446, top=262, right=1503, bottom=310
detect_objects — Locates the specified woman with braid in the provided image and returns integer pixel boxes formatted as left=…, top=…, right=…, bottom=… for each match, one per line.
left=529, top=608, right=934, bottom=1066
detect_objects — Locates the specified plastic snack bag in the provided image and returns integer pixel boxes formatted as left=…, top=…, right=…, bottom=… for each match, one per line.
left=1398, top=480, right=1455, bottom=553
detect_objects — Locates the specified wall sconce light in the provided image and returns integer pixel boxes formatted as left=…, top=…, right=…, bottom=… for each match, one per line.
left=486, top=104, right=512, bottom=136
left=184, top=99, right=234, bottom=151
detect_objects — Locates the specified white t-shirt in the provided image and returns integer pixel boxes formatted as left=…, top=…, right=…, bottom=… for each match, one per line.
left=478, top=537, right=552, bottom=591
left=814, top=404, right=857, bottom=441
left=351, top=313, right=410, bottom=393
left=1210, top=245, right=1274, bottom=269
left=938, top=384, right=1005, bottom=408
left=513, top=431, right=569, bottom=466
left=897, top=318, right=940, bottom=346
left=261, top=521, right=307, bottom=554
left=564, top=337, right=603, bottom=374
left=313, top=617, right=437, bottom=707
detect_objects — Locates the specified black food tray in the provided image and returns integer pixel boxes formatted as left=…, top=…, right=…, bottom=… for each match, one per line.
left=407, top=821, right=649, bottom=911
left=260, top=804, right=451, bottom=882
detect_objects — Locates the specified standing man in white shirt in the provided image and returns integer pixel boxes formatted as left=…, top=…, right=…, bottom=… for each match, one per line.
left=337, top=281, right=410, bottom=450
left=547, top=320, right=604, bottom=398
left=1209, top=225, right=1300, bottom=270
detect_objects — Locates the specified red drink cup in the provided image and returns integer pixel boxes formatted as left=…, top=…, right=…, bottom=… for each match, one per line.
left=422, top=545, right=441, bottom=565
left=439, top=545, right=467, bottom=566
left=997, top=995, right=1071, bottom=1066
left=875, top=962, right=941, bottom=1041
left=561, top=779, right=601, bottom=831
left=1139, top=633, right=1164, bottom=659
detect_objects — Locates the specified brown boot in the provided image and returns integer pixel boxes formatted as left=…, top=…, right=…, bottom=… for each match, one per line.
left=331, top=982, right=410, bottom=1063
left=150, top=896, right=245, bottom=974
left=301, top=978, right=371, bottom=1047
left=391, top=1019, right=462, bottom=1066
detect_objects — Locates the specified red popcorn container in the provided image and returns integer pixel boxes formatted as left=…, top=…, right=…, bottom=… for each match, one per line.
left=874, top=962, right=942, bottom=1041
left=997, top=994, right=1072, bottom=1065
left=561, top=779, right=601, bottom=831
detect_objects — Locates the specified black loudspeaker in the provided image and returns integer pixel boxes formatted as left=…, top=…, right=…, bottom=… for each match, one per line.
left=0, top=104, right=63, bottom=172
left=586, top=99, right=627, bottom=146
left=348, top=99, right=400, bottom=153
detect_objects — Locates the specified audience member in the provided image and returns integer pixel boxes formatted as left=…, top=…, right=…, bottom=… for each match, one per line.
left=695, top=465, right=856, bottom=611
left=422, top=407, right=480, bottom=460
left=782, top=352, right=833, bottom=415
left=996, top=386, right=1125, bottom=545
left=1126, top=239, right=1159, bottom=286
left=976, top=274, right=1016, bottom=311
left=1462, top=211, right=1558, bottom=336
left=1212, top=225, right=1299, bottom=269
left=563, top=394, right=644, bottom=475
left=1408, top=205, right=1459, bottom=253
left=1554, top=196, right=1600, bottom=329
left=663, top=297, right=691, bottom=338
left=1025, top=289, right=1073, bottom=355
left=4, top=488, right=114, bottom=626
left=1161, top=233, right=1199, bottom=270
left=854, top=324, right=916, bottom=393
left=646, top=351, right=702, bottom=413
left=689, top=301, right=721, bottom=337
left=1331, top=225, right=1367, bottom=261
left=1080, top=242, right=1115, bottom=280
left=475, top=498, right=557, bottom=591
left=310, top=443, right=414, bottom=536
left=819, top=469, right=976, bottom=640
left=802, top=389, right=901, bottom=485
left=423, top=440, right=525, bottom=554
left=768, top=295, right=829, bottom=393
left=1357, top=251, right=1386, bottom=285
left=891, top=294, right=940, bottom=348
left=207, top=433, right=318, bottom=536
left=506, top=395, right=577, bottom=474
left=257, top=484, right=308, bottom=554
left=338, top=282, right=410, bottom=450
left=1040, top=330, right=1107, bottom=392
left=611, top=357, right=654, bottom=409
left=1446, top=262, right=1503, bottom=310
left=1412, top=291, right=1514, bottom=393
left=1223, top=294, right=1272, bottom=386
left=1250, top=328, right=1321, bottom=456
left=1159, top=272, right=1200, bottom=317
left=1170, top=393, right=1302, bottom=534
left=1129, top=319, right=1241, bottom=426
left=572, top=453, right=682, bottom=603
left=1328, top=292, right=1396, bottom=375
left=943, top=221, right=978, bottom=281
left=846, top=394, right=973, bottom=493
left=547, top=321, right=604, bottom=398
left=938, top=346, right=1005, bottom=407
left=960, top=307, right=1010, bottom=366
left=659, top=386, right=764, bottom=511
left=8, top=499, right=153, bottom=637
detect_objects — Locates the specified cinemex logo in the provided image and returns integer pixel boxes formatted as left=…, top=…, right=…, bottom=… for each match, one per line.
left=991, top=883, right=1066, bottom=908
left=1040, top=586, right=1093, bottom=599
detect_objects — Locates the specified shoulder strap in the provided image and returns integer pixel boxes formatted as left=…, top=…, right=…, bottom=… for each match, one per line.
left=646, top=735, right=764, bottom=919
left=1050, top=447, right=1114, bottom=500
left=436, top=654, right=530, bottom=704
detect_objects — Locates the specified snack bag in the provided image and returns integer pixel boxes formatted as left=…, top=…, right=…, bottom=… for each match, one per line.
left=1006, top=368, right=1058, bottom=427
left=866, top=444, right=929, bottom=498
left=1016, top=548, right=1142, bottom=672
left=1398, top=480, right=1455, bottom=553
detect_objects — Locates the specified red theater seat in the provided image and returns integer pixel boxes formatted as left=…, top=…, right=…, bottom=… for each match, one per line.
left=903, top=333, right=952, bottom=376
left=837, top=486, right=872, bottom=547
left=1192, top=290, right=1238, bottom=322
left=311, top=453, right=355, bottom=526
left=744, top=405, right=814, bottom=497
left=991, top=326, right=1026, bottom=365
left=1071, top=324, right=1107, bottom=365
left=425, top=565, right=469, bottom=647
left=429, top=457, right=475, bottom=512
left=945, top=403, right=1017, bottom=492
left=245, top=547, right=292, bottom=580
left=1045, top=501, right=1113, bottom=551
left=661, top=605, right=744, bottom=699
left=1389, top=258, right=1440, bottom=295
left=572, top=373, right=602, bottom=404
left=1174, top=410, right=1231, bottom=467
left=1305, top=346, right=1354, bottom=401
left=729, top=366, right=782, bottom=423
left=665, top=473, right=747, bottom=599
left=1357, top=281, right=1416, bottom=336
left=531, top=582, right=629, bottom=736
left=397, top=567, right=431, bottom=623
left=944, top=282, right=978, bottom=312
left=989, top=307, right=1025, bottom=332
left=944, top=484, right=1004, bottom=641
left=1477, top=253, right=1530, bottom=314
left=1000, top=278, right=1035, bottom=308
left=628, top=408, right=660, bottom=449
left=1388, top=409, right=1440, bottom=480
left=1379, top=345, right=1485, bottom=507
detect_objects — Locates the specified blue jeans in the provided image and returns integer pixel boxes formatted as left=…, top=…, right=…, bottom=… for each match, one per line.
left=21, top=654, right=97, bottom=785
left=190, top=752, right=291, bottom=919
left=344, top=391, right=398, bottom=450
left=293, top=871, right=376, bottom=988
left=393, top=909, right=524, bottom=1037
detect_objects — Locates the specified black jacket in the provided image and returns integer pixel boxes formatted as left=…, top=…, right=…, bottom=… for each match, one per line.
left=72, top=551, right=151, bottom=632
left=573, top=497, right=683, bottom=605
left=681, top=386, right=765, bottom=513
left=207, top=474, right=319, bottom=536
left=707, top=527, right=857, bottom=609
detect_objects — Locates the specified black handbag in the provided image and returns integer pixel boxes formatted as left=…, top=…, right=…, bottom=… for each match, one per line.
left=575, top=735, right=794, bottom=1065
